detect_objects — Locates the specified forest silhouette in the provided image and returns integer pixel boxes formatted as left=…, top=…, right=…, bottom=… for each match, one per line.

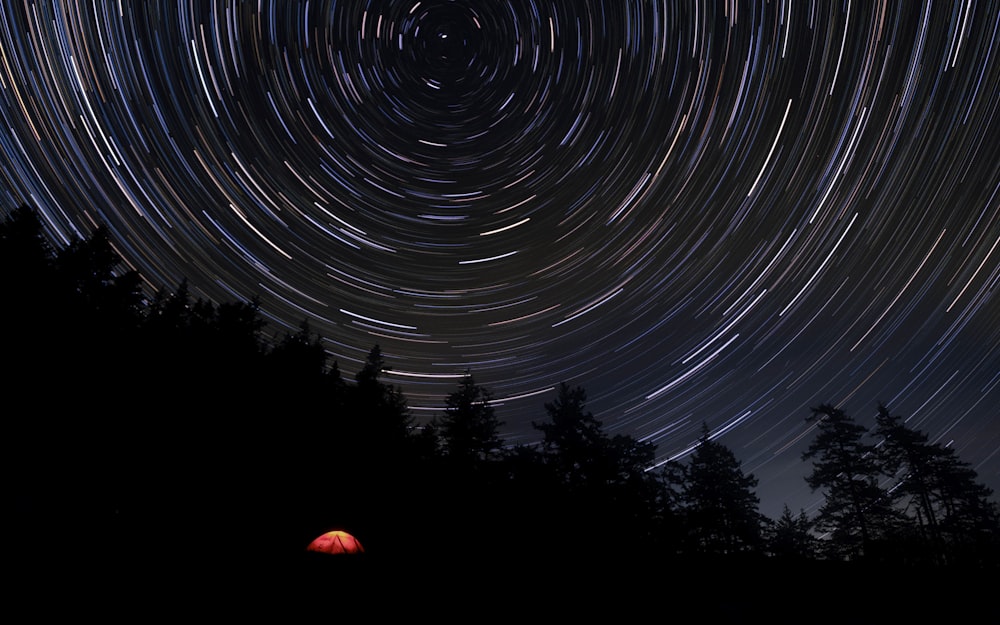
left=4, top=204, right=997, bottom=620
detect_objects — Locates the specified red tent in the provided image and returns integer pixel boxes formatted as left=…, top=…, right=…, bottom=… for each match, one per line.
left=306, top=530, right=365, bottom=555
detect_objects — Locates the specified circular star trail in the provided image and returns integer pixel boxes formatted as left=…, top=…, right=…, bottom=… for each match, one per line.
left=1, top=1, right=998, bottom=519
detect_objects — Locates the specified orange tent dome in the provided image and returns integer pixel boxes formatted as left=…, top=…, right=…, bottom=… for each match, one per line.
left=306, top=530, right=365, bottom=555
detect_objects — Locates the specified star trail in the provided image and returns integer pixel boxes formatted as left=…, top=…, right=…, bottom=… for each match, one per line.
left=1, top=1, right=998, bottom=519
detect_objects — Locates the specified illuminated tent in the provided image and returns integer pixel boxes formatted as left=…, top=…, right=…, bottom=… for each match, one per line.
left=306, top=530, right=365, bottom=555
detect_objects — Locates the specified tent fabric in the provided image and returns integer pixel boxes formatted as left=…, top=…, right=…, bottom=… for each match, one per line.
left=306, top=530, right=365, bottom=555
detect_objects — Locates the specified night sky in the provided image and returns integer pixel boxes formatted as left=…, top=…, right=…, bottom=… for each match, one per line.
left=1, top=1, right=998, bottom=521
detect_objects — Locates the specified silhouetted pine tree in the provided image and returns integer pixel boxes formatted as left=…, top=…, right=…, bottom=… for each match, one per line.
left=350, top=344, right=413, bottom=446
left=764, top=505, right=818, bottom=561
left=419, top=373, right=510, bottom=562
left=532, top=382, right=662, bottom=561
left=266, top=319, right=328, bottom=392
left=803, top=404, right=906, bottom=561
left=533, top=382, right=608, bottom=489
left=0, top=204, right=54, bottom=277
left=54, top=224, right=145, bottom=332
left=343, top=345, right=432, bottom=559
left=1, top=205, right=59, bottom=385
left=0, top=205, right=60, bottom=337
left=435, top=370, right=505, bottom=463
left=652, top=458, right=689, bottom=558
left=678, top=424, right=764, bottom=557
left=874, top=402, right=1000, bottom=567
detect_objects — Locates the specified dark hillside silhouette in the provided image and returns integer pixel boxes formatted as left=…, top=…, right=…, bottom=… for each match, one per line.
left=4, top=205, right=998, bottom=620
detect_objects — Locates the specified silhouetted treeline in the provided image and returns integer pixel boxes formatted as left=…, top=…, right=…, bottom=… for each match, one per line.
left=5, top=205, right=998, bottom=614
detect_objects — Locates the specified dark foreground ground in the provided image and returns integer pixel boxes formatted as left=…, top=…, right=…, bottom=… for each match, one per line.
left=11, top=543, right=997, bottom=623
